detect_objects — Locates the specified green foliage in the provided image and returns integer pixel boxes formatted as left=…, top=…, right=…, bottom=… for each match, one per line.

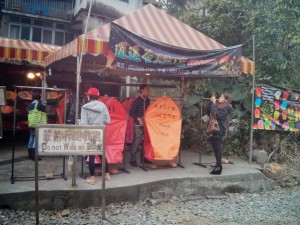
left=164, top=0, right=300, bottom=156
left=163, top=0, right=300, bottom=89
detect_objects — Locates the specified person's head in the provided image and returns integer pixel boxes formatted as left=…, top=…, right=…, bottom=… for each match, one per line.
left=32, top=92, right=41, bottom=100
left=68, top=86, right=76, bottom=94
left=85, top=87, right=99, bottom=101
left=66, top=86, right=75, bottom=97
left=219, top=92, right=232, bottom=104
left=139, top=84, right=149, bottom=97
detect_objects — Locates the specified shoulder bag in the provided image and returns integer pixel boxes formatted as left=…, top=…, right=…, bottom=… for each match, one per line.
left=206, top=114, right=220, bottom=135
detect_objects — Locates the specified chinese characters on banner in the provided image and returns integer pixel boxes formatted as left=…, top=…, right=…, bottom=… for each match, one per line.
left=253, top=83, right=300, bottom=131
left=107, top=23, right=242, bottom=78
left=144, top=97, right=182, bottom=160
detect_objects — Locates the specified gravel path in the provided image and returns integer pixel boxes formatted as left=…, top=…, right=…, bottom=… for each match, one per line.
left=1, top=186, right=299, bottom=225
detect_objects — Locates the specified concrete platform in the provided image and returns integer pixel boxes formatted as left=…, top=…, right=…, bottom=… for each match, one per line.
left=0, top=142, right=273, bottom=210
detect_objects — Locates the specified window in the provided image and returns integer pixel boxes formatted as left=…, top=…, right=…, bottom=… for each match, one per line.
left=10, top=25, right=20, bottom=39
left=21, top=26, right=30, bottom=40
left=21, top=18, right=31, bottom=24
left=64, top=33, right=73, bottom=44
left=32, top=27, right=42, bottom=42
left=56, top=23, right=66, bottom=29
left=10, top=16, right=20, bottom=23
left=43, top=29, right=52, bottom=44
left=8, top=17, right=72, bottom=46
left=34, top=20, right=43, bottom=26
left=55, top=31, right=64, bottom=46
left=44, top=21, right=53, bottom=28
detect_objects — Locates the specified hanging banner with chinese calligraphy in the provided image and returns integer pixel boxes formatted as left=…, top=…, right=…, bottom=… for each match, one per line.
left=253, top=82, right=300, bottom=131
left=144, top=96, right=182, bottom=160
left=107, top=23, right=242, bottom=78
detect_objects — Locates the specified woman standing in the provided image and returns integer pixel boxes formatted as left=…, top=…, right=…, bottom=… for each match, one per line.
left=207, top=92, right=232, bottom=175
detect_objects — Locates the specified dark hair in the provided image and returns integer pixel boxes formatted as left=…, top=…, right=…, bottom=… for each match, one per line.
left=68, top=86, right=76, bottom=93
left=139, top=84, right=148, bottom=93
left=222, top=92, right=232, bottom=103
left=90, top=95, right=98, bottom=101
left=32, top=92, right=41, bottom=100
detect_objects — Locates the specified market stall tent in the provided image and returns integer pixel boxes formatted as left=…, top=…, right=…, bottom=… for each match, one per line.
left=0, top=38, right=60, bottom=67
left=45, top=4, right=254, bottom=75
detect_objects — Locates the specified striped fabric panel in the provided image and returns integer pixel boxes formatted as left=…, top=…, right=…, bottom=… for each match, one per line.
left=86, top=23, right=110, bottom=41
left=45, top=4, right=254, bottom=74
left=0, top=37, right=60, bottom=66
left=45, top=39, right=77, bottom=67
left=77, top=36, right=109, bottom=55
left=113, top=4, right=224, bottom=50
left=241, top=56, right=254, bottom=75
left=101, top=4, right=253, bottom=74
left=0, top=38, right=60, bottom=51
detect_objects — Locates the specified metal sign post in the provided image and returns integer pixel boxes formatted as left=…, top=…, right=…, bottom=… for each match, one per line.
left=0, top=86, right=6, bottom=139
left=35, top=124, right=106, bottom=225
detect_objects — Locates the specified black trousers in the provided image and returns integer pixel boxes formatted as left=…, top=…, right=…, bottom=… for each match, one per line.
left=210, top=135, right=222, bottom=167
left=89, top=155, right=109, bottom=176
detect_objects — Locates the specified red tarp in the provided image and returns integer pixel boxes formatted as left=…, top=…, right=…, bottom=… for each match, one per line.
left=144, top=96, right=182, bottom=160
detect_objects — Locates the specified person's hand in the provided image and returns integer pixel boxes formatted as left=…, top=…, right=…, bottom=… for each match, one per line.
left=138, top=118, right=144, bottom=126
left=210, top=95, right=216, bottom=103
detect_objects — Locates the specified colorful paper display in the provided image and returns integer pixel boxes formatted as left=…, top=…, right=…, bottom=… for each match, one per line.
left=253, top=83, right=300, bottom=131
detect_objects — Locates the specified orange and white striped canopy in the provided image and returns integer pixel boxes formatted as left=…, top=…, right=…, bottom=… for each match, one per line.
left=46, top=4, right=254, bottom=75
left=0, top=38, right=60, bottom=67
left=44, top=35, right=108, bottom=67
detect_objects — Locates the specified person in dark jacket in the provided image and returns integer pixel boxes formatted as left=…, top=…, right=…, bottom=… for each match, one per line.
left=207, top=92, right=232, bottom=175
left=65, top=87, right=76, bottom=124
left=27, top=92, right=47, bottom=160
left=80, top=87, right=111, bottom=184
left=129, top=84, right=150, bottom=167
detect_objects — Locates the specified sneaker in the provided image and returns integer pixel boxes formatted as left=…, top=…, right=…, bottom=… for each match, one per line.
left=130, top=161, right=138, bottom=167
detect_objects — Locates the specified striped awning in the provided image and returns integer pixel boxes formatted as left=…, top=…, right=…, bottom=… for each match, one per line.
left=0, top=38, right=61, bottom=67
left=44, top=31, right=109, bottom=67
left=46, top=4, right=254, bottom=75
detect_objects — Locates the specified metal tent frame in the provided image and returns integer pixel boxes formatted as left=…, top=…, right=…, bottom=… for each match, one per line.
left=10, top=85, right=68, bottom=184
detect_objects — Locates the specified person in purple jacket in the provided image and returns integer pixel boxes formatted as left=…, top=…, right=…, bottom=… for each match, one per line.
left=129, top=84, right=151, bottom=167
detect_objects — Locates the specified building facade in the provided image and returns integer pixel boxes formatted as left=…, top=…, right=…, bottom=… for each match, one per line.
left=0, top=0, right=148, bottom=46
